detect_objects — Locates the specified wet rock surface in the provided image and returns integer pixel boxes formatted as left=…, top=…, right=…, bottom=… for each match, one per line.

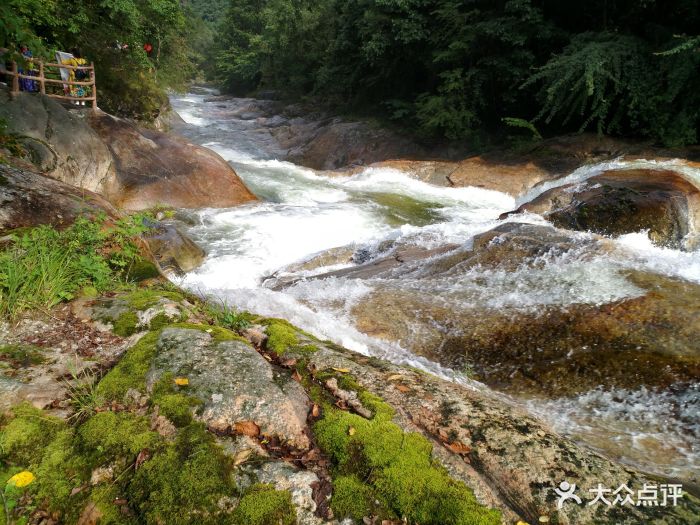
left=506, top=168, right=700, bottom=249
left=144, top=221, right=206, bottom=274
left=289, top=223, right=700, bottom=397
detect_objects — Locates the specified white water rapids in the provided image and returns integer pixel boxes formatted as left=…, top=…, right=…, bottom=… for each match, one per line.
left=170, top=90, right=700, bottom=483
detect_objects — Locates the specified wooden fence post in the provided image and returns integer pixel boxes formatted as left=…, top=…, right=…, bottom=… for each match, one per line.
left=10, top=62, right=19, bottom=95
left=90, top=62, right=97, bottom=110
left=39, top=61, right=45, bottom=94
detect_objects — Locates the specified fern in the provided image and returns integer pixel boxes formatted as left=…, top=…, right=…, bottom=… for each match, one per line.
left=502, top=117, right=542, bottom=140
left=523, top=32, right=651, bottom=135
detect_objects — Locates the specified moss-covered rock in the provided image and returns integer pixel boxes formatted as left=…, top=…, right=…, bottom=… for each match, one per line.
left=129, top=423, right=238, bottom=525
left=0, top=404, right=65, bottom=466
left=151, top=372, right=203, bottom=427
left=313, top=377, right=501, bottom=525
left=230, top=483, right=296, bottom=525
left=146, top=327, right=311, bottom=449
left=126, top=258, right=161, bottom=282
left=112, top=310, right=140, bottom=337
left=89, top=288, right=191, bottom=337
left=331, top=474, right=377, bottom=521
left=78, top=411, right=160, bottom=461
left=96, top=330, right=161, bottom=401
left=262, top=319, right=319, bottom=357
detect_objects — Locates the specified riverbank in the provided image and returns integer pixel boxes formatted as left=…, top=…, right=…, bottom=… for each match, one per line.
left=1, top=89, right=700, bottom=524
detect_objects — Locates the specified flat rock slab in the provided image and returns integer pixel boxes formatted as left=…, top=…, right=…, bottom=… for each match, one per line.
left=146, top=328, right=310, bottom=449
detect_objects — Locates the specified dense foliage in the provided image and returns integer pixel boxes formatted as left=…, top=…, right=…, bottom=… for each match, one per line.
left=213, top=0, right=699, bottom=146
left=1, top=0, right=200, bottom=119
left=0, top=215, right=156, bottom=319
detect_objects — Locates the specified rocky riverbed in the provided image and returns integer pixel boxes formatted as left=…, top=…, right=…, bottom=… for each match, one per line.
left=1, top=86, right=699, bottom=524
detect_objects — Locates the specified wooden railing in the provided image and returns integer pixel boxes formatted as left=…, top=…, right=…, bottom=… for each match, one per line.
left=7, top=60, right=97, bottom=110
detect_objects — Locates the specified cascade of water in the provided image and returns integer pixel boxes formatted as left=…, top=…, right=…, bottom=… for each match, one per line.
left=170, top=91, right=700, bottom=481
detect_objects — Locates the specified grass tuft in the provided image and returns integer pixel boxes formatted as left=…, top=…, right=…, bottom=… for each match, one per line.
left=0, top=215, right=154, bottom=320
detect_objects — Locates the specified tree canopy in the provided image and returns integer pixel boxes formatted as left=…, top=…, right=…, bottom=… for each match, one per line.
left=4, top=0, right=698, bottom=143
left=1, top=0, right=200, bottom=119
left=213, top=0, right=700, bottom=146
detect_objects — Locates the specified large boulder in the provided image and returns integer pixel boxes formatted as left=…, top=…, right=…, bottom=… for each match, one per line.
left=0, top=90, right=117, bottom=196
left=146, top=328, right=311, bottom=450
left=505, top=168, right=700, bottom=249
left=276, top=118, right=428, bottom=170
left=0, top=163, right=118, bottom=234
left=0, top=90, right=258, bottom=212
left=88, top=111, right=258, bottom=210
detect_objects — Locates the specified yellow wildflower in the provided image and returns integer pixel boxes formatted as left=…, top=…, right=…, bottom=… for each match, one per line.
left=174, top=377, right=189, bottom=386
left=7, top=471, right=34, bottom=488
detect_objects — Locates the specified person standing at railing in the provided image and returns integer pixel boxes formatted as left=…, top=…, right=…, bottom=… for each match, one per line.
left=18, top=45, right=38, bottom=92
left=61, top=47, right=90, bottom=105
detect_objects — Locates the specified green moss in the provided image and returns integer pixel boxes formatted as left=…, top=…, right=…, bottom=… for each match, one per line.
left=314, top=368, right=393, bottom=421
left=126, top=259, right=161, bottom=282
left=230, top=484, right=296, bottom=525
left=80, top=285, right=100, bottom=298
left=125, top=288, right=185, bottom=311
left=0, top=344, right=46, bottom=368
left=113, top=310, right=140, bottom=337
left=78, top=411, right=160, bottom=461
left=263, top=319, right=299, bottom=355
left=152, top=373, right=203, bottom=427
left=261, top=319, right=318, bottom=356
left=314, top=383, right=500, bottom=525
left=34, top=428, right=90, bottom=515
left=87, top=486, right=130, bottom=525
left=368, top=192, right=443, bottom=227
left=149, top=312, right=173, bottom=331
left=0, top=404, right=66, bottom=466
left=128, top=423, right=236, bottom=525
left=96, top=330, right=161, bottom=401
left=331, top=475, right=380, bottom=521
left=169, top=322, right=249, bottom=344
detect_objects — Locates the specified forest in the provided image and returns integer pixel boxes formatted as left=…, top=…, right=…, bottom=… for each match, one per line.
left=3, top=0, right=699, bottom=146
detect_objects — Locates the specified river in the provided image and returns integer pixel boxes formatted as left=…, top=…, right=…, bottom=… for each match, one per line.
left=169, top=90, right=699, bottom=485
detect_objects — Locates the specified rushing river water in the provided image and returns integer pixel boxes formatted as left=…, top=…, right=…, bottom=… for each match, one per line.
left=170, top=90, right=700, bottom=484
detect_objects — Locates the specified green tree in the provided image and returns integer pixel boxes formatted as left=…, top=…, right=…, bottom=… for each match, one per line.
left=2, top=0, right=197, bottom=120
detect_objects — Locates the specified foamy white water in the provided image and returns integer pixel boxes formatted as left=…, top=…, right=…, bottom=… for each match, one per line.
left=170, top=92, right=700, bottom=481
left=526, top=385, right=700, bottom=480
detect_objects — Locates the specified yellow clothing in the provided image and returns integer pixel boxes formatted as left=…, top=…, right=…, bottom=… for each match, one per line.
left=61, top=57, right=90, bottom=97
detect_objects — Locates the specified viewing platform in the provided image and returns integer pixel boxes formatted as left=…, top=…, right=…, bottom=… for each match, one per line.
left=6, top=59, right=97, bottom=109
